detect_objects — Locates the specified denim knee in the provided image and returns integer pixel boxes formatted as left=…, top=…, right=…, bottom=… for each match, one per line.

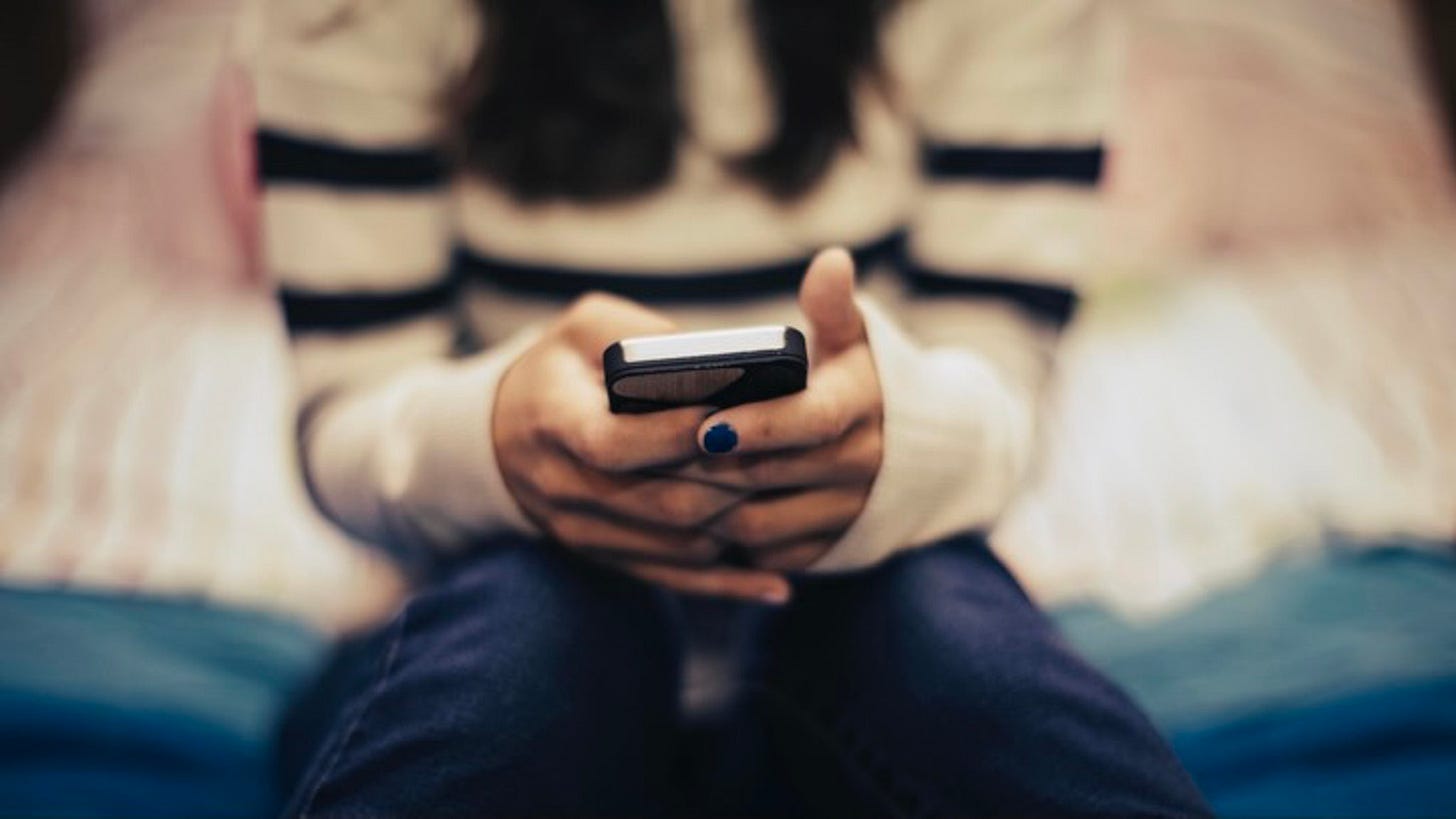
left=758, top=536, right=1209, bottom=818
left=398, top=538, right=681, bottom=724
left=293, top=538, right=682, bottom=817
left=767, top=536, right=1040, bottom=704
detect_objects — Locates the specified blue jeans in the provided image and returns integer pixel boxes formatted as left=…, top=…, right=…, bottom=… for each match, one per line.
left=283, top=535, right=1208, bottom=817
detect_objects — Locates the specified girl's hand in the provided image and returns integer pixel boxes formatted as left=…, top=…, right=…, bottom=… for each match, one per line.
left=667, top=248, right=883, bottom=571
left=494, top=292, right=793, bottom=603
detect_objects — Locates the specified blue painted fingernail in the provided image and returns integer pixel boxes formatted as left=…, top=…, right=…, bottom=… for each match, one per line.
left=703, top=422, right=738, bottom=454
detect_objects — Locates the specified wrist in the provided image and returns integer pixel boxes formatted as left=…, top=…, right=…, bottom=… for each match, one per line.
left=810, top=299, right=1034, bottom=571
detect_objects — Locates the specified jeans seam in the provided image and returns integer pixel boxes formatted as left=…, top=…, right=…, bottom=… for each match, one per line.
left=298, top=604, right=411, bottom=819
left=743, top=680, right=931, bottom=819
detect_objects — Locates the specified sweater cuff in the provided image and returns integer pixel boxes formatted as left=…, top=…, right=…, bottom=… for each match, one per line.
left=809, top=298, right=1034, bottom=572
left=306, top=326, right=543, bottom=553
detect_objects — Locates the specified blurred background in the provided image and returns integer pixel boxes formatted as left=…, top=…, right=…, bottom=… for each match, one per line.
left=1, top=0, right=1454, bottom=816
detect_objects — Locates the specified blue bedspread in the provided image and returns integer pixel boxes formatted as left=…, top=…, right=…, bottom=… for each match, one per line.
left=1055, top=545, right=1456, bottom=817
left=2, top=545, right=1452, bottom=817
left=0, top=588, right=326, bottom=818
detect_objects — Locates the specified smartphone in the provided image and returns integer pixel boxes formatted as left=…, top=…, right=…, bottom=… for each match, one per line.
left=603, top=325, right=808, bottom=413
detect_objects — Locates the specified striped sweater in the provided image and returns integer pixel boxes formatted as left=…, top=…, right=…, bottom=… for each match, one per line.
left=246, top=0, right=1120, bottom=569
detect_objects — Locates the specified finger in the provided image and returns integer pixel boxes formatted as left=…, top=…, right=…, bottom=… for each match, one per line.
left=605, top=558, right=792, bottom=604
left=663, top=422, right=880, bottom=492
left=749, top=538, right=835, bottom=572
left=696, top=347, right=878, bottom=457
left=712, top=486, right=867, bottom=549
left=555, top=405, right=710, bottom=471
left=559, top=292, right=677, bottom=361
left=543, top=365, right=709, bottom=470
left=530, top=455, right=745, bottom=529
left=546, top=510, right=720, bottom=565
left=798, top=247, right=864, bottom=359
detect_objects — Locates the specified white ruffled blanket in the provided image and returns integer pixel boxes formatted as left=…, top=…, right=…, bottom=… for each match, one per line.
left=996, top=0, right=1456, bottom=616
left=0, top=0, right=403, bottom=633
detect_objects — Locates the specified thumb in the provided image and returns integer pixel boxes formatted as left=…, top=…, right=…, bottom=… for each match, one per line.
left=798, top=247, right=865, bottom=358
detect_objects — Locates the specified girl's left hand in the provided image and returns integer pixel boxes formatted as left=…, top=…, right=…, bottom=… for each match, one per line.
left=665, top=247, right=883, bottom=571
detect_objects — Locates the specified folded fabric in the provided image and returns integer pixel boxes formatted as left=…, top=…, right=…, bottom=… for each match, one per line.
left=1054, top=544, right=1456, bottom=816
left=1172, top=675, right=1456, bottom=818
left=0, top=586, right=326, bottom=818
left=1054, top=544, right=1456, bottom=730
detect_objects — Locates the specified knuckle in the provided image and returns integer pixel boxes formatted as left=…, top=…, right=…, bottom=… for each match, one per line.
left=660, top=485, right=727, bottom=527
left=567, top=423, right=618, bottom=471
left=754, top=551, right=795, bottom=572
left=716, top=469, right=754, bottom=491
left=520, top=458, right=555, bottom=496
left=809, top=398, right=849, bottom=442
left=695, top=459, right=750, bottom=490
left=533, top=460, right=581, bottom=504
left=568, top=290, right=615, bottom=319
left=723, top=507, right=766, bottom=545
left=706, top=489, right=744, bottom=520
left=837, top=422, right=882, bottom=481
left=759, top=545, right=823, bottom=572
left=529, top=406, right=568, bottom=448
left=762, top=547, right=809, bottom=568
left=752, top=412, right=777, bottom=444
left=572, top=439, right=607, bottom=471
left=743, top=456, right=784, bottom=487
left=666, top=538, right=717, bottom=566
left=685, top=538, right=723, bottom=563
left=652, top=484, right=698, bottom=526
left=860, top=426, right=884, bottom=474
left=546, top=514, right=586, bottom=547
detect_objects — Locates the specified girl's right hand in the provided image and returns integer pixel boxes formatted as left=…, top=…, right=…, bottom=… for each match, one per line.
left=492, top=292, right=793, bottom=604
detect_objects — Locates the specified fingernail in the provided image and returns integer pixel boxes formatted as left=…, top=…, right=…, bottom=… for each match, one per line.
left=703, top=422, right=738, bottom=454
left=760, top=586, right=791, bottom=605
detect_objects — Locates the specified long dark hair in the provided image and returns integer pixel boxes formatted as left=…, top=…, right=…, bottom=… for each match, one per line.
left=455, top=0, right=898, bottom=204
left=0, top=0, right=79, bottom=183
left=1411, top=0, right=1456, bottom=171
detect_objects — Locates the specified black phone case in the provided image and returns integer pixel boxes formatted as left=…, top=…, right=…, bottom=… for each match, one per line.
left=602, top=328, right=808, bottom=413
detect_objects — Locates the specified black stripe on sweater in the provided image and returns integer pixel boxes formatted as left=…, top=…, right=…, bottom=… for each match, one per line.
left=280, top=275, right=457, bottom=334
left=922, top=143, right=1103, bottom=186
left=279, top=233, right=1074, bottom=332
left=453, top=231, right=907, bottom=303
left=903, top=264, right=1078, bottom=326
left=258, top=129, right=448, bottom=190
